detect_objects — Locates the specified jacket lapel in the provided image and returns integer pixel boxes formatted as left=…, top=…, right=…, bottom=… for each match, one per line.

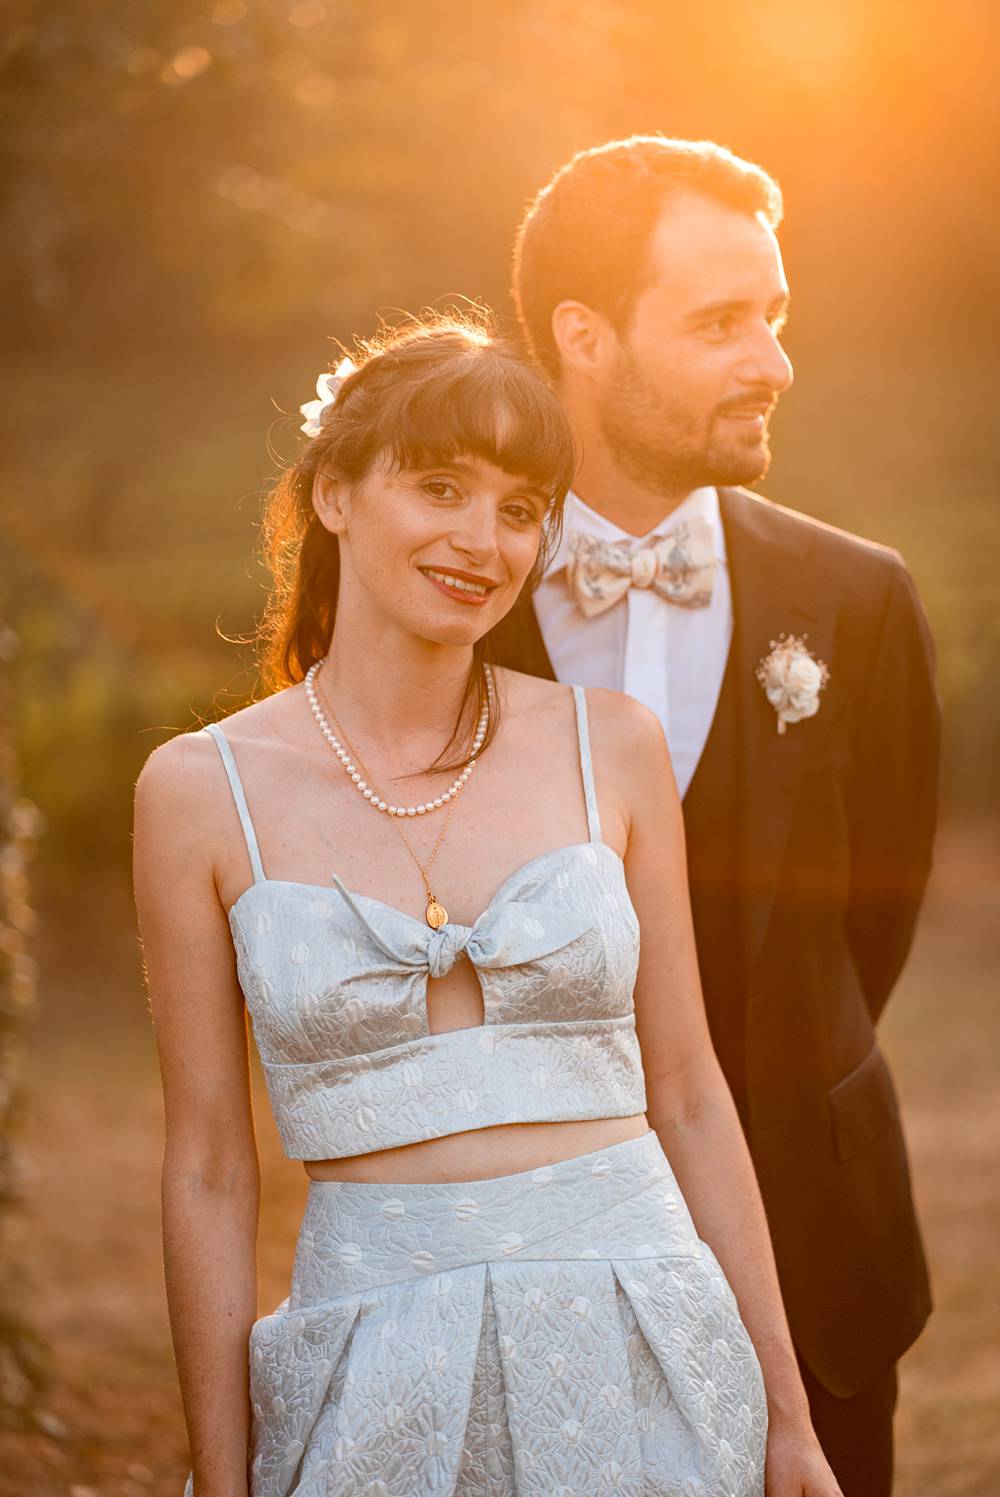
left=720, top=488, right=822, bottom=973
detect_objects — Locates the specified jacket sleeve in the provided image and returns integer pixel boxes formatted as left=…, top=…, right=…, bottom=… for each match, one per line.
left=844, top=554, right=942, bottom=1023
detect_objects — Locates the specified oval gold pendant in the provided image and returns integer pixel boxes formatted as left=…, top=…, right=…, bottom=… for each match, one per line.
left=426, top=898, right=448, bottom=930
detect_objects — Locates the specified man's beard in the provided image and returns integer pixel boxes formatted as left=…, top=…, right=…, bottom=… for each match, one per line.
left=598, top=353, right=774, bottom=495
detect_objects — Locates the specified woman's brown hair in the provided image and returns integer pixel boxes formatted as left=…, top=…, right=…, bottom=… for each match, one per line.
left=255, top=311, right=576, bottom=769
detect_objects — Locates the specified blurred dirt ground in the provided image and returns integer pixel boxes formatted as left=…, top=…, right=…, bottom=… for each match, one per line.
left=1, top=819, right=997, bottom=1497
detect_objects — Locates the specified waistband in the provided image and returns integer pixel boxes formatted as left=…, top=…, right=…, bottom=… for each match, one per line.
left=289, top=1131, right=702, bottom=1305
left=262, top=1017, right=647, bottom=1160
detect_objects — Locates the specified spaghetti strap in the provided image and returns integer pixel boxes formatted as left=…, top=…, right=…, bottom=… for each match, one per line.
left=571, top=685, right=603, bottom=843
left=203, top=723, right=266, bottom=884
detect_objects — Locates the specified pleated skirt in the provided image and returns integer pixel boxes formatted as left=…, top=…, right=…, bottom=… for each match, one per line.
left=229, top=1132, right=767, bottom=1496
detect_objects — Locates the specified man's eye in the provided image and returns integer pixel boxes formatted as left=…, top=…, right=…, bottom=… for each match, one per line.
left=703, top=318, right=735, bottom=339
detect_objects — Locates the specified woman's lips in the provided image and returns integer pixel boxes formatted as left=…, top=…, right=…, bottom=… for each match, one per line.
left=420, top=567, right=497, bottom=607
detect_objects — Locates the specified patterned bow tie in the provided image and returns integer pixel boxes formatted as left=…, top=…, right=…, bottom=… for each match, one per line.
left=565, top=516, right=716, bottom=618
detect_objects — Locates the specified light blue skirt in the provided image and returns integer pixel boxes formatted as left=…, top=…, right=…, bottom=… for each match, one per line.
left=222, top=1131, right=766, bottom=1496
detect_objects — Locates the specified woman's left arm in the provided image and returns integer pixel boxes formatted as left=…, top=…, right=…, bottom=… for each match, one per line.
left=591, top=690, right=842, bottom=1497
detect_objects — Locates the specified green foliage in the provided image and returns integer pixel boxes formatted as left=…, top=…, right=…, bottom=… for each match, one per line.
left=1, top=0, right=997, bottom=886
left=0, top=624, right=47, bottom=1426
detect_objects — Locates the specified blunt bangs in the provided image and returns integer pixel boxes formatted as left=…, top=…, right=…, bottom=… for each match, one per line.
left=369, top=353, right=577, bottom=506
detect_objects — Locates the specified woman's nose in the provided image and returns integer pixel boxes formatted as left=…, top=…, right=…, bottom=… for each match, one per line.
left=451, top=506, right=501, bottom=562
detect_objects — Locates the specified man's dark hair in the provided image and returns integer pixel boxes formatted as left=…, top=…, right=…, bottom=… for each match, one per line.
left=513, top=135, right=784, bottom=380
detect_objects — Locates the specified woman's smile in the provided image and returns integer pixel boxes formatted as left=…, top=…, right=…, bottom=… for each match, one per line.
left=419, top=564, right=502, bottom=606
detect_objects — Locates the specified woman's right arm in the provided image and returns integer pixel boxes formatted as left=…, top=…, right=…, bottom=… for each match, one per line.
left=134, top=733, right=260, bottom=1497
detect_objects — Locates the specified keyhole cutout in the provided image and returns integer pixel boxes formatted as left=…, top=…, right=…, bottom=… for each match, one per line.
left=425, top=955, right=486, bottom=1036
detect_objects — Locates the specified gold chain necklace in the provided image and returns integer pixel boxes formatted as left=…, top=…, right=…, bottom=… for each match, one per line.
left=316, top=679, right=468, bottom=930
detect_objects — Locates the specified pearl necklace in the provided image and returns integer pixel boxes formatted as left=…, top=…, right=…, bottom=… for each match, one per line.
left=303, top=659, right=494, bottom=818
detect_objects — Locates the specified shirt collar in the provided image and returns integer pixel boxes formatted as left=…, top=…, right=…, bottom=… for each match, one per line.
left=545, top=485, right=726, bottom=578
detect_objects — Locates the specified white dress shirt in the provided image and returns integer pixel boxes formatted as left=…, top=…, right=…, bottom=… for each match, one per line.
left=535, top=486, right=733, bottom=800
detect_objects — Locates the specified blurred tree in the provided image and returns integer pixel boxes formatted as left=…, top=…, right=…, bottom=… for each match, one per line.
left=0, top=622, right=46, bottom=1430
left=0, top=0, right=997, bottom=884
left=3, top=0, right=995, bottom=352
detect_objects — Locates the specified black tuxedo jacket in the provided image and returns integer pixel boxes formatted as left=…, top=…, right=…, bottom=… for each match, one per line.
left=488, top=485, right=940, bottom=1398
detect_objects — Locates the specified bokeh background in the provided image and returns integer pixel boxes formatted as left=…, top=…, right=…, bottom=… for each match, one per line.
left=1, top=1, right=998, bottom=1493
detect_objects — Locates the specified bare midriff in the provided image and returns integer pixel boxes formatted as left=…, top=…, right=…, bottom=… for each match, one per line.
left=303, top=1114, right=651, bottom=1186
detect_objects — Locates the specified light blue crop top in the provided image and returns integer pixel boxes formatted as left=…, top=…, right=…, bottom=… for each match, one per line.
left=204, top=686, right=646, bottom=1160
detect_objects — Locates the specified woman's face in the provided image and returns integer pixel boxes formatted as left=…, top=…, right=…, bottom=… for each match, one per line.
left=314, top=451, right=552, bottom=647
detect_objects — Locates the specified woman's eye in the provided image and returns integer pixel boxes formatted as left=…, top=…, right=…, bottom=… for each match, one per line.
left=423, top=478, right=459, bottom=500
left=503, top=503, right=540, bottom=525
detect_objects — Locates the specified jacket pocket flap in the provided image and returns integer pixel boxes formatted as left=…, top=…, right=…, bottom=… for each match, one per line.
left=828, top=1043, right=899, bottom=1163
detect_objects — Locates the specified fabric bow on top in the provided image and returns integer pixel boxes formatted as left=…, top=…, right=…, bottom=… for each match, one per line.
left=327, top=869, right=604, bottom=980
left=566, top=515, right=716, bottom=618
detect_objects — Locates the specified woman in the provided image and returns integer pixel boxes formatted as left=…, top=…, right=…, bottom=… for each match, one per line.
left=134, top=315, right=840, bottom=1497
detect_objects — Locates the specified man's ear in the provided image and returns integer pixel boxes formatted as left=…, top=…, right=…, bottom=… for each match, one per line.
left=312, top=472, right=349, bottom=536
left=550, top=300, right=617, bottom=379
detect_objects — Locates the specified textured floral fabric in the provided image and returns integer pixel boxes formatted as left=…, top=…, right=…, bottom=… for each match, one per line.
left=182, top=1133, right=767, bottom=1496
left=203, top=687, right=646, bottom=1162
left=565, top=517, right=717, bottom=617
left=189, top=695, right=768, bottom=1494
left=227, top=842, right=644, bottom=1160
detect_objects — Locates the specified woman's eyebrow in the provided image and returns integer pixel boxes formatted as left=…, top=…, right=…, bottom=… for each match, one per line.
left=414, top=458, right=551, bottom=499
left=410, top=457, right=475, bottom=475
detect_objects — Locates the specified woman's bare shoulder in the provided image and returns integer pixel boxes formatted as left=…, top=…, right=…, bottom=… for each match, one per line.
left=135, top=688, right=298, bottom=812
left=492, top=664, right=558, bottom=700
left=494, top=672, right=674, bottom=806
left=490, top=666, right=565, bottom=726
left=581, top=688, right=678, bottom=824
left=582, top=686, right=669, bottom=760
left=495, top=668, right=668, bottom=754
left=134, top=727, right=226, bottom=835
left=202, top=684, right=302, bottom=746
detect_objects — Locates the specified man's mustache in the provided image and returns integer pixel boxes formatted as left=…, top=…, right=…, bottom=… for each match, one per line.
left=716, top=389, right=778, bottom=417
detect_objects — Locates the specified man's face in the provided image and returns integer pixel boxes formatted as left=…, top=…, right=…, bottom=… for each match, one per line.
left=597, top=192, right=794, bottom=494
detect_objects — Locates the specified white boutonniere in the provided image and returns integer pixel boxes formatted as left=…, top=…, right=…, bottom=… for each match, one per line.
left=756, top=633, right=830, bottom=735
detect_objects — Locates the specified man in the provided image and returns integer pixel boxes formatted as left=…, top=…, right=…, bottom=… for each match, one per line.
left=489, top=136, right=940, bottom=1497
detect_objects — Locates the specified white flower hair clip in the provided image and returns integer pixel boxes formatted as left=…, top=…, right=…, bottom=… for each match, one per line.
left=756, top=633, right=830, bottom=734
left=299, top=355, right=358, bottom=437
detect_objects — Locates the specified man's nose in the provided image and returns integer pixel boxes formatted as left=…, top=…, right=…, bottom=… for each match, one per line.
left=742, top=323, right=794, bottom=393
